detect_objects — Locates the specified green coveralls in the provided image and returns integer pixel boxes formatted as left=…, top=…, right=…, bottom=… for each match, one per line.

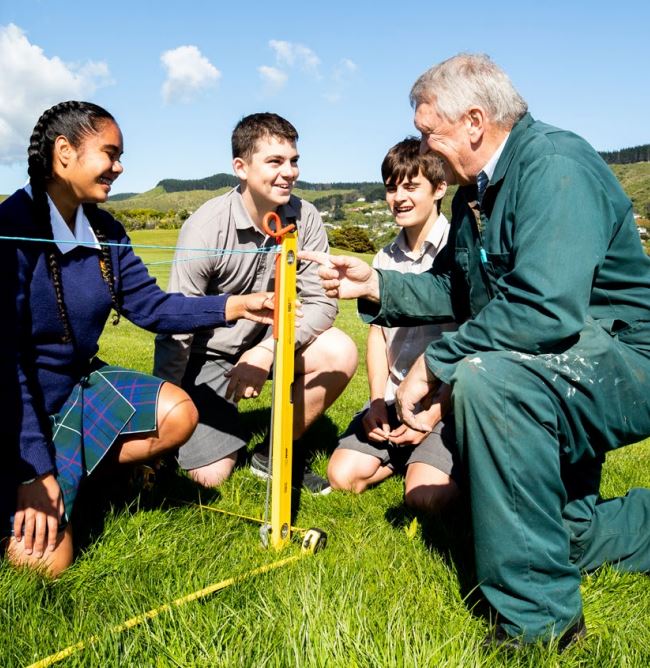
left=360, top=114, right=650, bottom=641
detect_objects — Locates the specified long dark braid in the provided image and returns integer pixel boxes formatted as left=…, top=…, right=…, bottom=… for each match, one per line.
left=27, top=101, right=119, bottom=342
left=84, top=203, right=122, bottom=325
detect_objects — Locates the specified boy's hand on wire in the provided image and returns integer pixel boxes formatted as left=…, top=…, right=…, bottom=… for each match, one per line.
left=13, top=473, right=64, bottom=559
left=225, top=345, right=274, bottom=402
left=225, top=292, right=275, bottom=324
left=395, top=355, right=447, bottom=433
left=362, top=398, right=391, bottom=442
left=298, top=251, right=380, bottom=301
left=387, top=423, right=430, bottom=447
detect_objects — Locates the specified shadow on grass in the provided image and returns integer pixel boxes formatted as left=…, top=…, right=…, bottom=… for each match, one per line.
left=239, top=406, right=341, bottom=458
left=72, top=408, right=340, bottom=556
left=384, top=497, right=493, bottom=622
left=70, top=457, right=225, bottom=557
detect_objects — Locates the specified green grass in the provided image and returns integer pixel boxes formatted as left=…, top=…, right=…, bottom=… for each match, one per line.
left=1, top=230, right=649, bottom=667
left=610, top=162, right=650, bottom=217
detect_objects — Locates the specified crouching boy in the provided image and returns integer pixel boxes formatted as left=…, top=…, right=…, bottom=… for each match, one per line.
left=327, top=138, right=459, bottom=512
left=154, top=113, right=358, bottom=494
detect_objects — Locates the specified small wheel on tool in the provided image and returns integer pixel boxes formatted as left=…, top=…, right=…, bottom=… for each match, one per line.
left=259, top=523, right=271, bottom=549
left=301, top=528, right=327, bottom=554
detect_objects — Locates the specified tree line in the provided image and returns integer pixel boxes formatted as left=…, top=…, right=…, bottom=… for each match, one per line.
left=599, top=144, right=650, bottom=165
left=156, top=173, right=387, bottom=197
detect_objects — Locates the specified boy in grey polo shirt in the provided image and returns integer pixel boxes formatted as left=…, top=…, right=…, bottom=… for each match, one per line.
left=154, top=113, right=358, bottom=493
left=327, top=138, right=459, bottom=511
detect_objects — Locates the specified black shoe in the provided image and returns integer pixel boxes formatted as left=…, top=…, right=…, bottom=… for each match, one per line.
left=483, top=615, right=586, bottom=652
left=250, top=449, right=331, bottom=495
left=294, top=466, right=332, bottom=496
left=249, top=450, right=272, bottom=480
left=128, top=463, right=158, bottom=494
left=556, top=616, right=587, bottom=652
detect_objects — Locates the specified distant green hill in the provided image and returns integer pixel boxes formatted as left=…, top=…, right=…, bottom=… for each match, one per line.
left=155, top=172, right=381, bottom=194
left=107, top=192, right=139, bottom=201
left=106, top=185, right=232, bottom=212
left=157, top=174, right=237, bottom=192
left=106, top=184, right=357, bottom=213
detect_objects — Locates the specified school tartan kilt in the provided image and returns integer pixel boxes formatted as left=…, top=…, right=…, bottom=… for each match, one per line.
left=51, top=364, right=164, bottom=520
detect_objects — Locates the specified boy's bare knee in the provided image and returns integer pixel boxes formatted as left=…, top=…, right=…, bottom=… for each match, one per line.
left=328, top=473, right=366, bottom=494
left=404, top=483, right=458, bottom=514
left=187, top=454, right=237, bottom=488
left=327, top=330, right=358, bottom=377
left=305, top=328, right=358, bottom=378
left=404, top=486, right=433, bottom=512
left=327, top=469, right=353, bottom=492
left=327, top=460, right=367, bottom=493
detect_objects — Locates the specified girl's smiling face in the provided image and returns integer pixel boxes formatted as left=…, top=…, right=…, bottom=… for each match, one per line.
left=54, top=119, right=124, bottom=205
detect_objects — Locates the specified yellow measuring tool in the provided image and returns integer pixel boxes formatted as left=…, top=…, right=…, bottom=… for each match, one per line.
left=263, top=211, right=296, bottom=550
left=260, top=212, right=326, bottom=553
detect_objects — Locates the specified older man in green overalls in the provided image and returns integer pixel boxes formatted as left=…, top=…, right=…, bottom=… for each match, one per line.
left=303, top=53, right=650, bottom=648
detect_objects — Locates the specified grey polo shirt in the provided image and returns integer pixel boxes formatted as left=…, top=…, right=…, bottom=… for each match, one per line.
left=153, top=186, right=337, bottom=385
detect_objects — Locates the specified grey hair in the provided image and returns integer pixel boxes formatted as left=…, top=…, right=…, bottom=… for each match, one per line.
left=410, top=53, right=528, bottom=128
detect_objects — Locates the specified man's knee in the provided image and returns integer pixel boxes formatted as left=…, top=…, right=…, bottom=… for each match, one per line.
left=452, top=351, right=526, bottom=408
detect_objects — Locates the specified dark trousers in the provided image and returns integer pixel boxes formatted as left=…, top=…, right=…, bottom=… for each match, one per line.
left=451, top=318, right=650, bottom=640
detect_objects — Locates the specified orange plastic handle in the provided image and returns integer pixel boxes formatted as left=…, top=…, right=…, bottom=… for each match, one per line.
left=262, top=211, right=296, bottom=239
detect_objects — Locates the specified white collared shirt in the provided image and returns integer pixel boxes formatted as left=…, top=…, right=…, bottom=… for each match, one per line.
left=479, top=132, right=510, bottom=184
left=373, top=213, right=457, bottom=399
left=23, top=184, right=101, bottom=254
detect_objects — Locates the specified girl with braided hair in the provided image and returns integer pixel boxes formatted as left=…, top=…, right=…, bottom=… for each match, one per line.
left=0, top=101, right=275, bottom=576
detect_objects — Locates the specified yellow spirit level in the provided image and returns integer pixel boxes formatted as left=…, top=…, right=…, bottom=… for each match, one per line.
left=262, top=212, right=297, bottom=549
left=257, top=212, right=326, bottom=554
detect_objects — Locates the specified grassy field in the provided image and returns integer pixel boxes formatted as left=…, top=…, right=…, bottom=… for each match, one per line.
left=610, top=162, right=650, bottom=219
left=1, top=230, right=649, bottom=667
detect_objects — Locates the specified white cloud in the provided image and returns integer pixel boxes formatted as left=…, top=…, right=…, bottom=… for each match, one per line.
left=258, top=66, right=288, bottom=95
left=322, top=92, right=342, bottom=104
left=324, top=58, right=359, bottom=104
left=0, top=23, right=113, bottom=164
left=335, top=58, right=358, bottom=80
left=160, top=45, right=221, bottom=104
left=269, top=40, right=321, bottom=75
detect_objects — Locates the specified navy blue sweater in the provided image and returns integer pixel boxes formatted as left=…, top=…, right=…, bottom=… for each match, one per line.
left=0, top=189, right=231, bottom=481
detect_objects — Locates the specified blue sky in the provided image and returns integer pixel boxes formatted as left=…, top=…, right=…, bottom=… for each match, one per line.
left=1, top=0, right=648, bottom=195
